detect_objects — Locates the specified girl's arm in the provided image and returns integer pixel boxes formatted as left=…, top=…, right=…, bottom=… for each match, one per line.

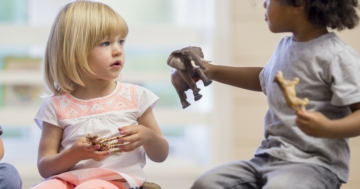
left=138, top=107, right=169, bottom=162
left=296, top=102, right=360, bottom=138
left=38, top=122, right=109, bottom=178
left=37, top=122, right=75, bottom=178
left=0, top=138, right=4, bottom=161
left=119, top=107, right=169, bottom=162
left=204, top=62, right=263, bottom=92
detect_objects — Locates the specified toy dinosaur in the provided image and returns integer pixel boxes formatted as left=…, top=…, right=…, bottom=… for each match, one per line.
left=167, top=46, right=212, bottom=109
left=274, top=71, right=309, bottom=110
left=86, top=134, right=162, bottom=189
left=86, top=134, right=125, bottom=154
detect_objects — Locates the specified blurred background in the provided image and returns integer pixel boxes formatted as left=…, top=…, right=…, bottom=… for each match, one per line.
left=0, top=0, right=359, bottom=188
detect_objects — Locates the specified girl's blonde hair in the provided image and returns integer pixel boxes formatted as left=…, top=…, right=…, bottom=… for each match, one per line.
left=44, top=1, right=128, bottom=95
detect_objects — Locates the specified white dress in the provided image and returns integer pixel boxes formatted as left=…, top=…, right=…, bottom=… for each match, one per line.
left=34, top=82, right=158, bottom=188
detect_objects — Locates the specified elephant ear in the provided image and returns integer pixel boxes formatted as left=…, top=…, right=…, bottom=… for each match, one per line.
left=167, top=50, right=186, bottom=70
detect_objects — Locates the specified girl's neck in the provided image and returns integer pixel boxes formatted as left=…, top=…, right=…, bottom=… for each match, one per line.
left=71, top=80, right=117, bottom=100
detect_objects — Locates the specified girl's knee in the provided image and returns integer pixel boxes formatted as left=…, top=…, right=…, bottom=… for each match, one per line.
left=30, top=179, right=73, bottom=189
left=75, top=179, right=126, bottom=189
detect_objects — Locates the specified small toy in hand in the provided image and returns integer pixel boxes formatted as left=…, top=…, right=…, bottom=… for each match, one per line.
left=167, top=46, right=212, bottom=109
left=86, top=134, right=126, bottom=154
left=274, top=71, right=309, bottom=110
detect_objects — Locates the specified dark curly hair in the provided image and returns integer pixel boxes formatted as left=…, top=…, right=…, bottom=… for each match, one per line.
left=279, top=0, right=359, bottom=30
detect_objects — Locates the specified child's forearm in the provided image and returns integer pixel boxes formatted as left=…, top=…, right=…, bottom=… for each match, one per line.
left=0, top=139, right=4, bottom=161
left=208, top=64, right=263, bottom=91
left=38, top=148, right=79, bottom=178
left=330, top=110, right=360, bottom=138
left=143, top=134, right=169, bottom=163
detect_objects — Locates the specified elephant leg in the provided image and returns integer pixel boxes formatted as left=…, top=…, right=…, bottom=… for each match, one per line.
left=171, top=70, right=191, bottom=108
left=195, top=68, right=212, bottom=86
left=178, top=70, right=202, bottom=101
left=178, top=90, right=191, bottom=109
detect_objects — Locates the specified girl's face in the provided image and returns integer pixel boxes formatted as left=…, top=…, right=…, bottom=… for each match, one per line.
left=87, top=35, right=126, bottom=81
left=263, top=0, right=294, bottom=33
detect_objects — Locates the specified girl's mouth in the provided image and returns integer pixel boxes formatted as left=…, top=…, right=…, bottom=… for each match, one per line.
left=111, top=61, right=121, bottom=68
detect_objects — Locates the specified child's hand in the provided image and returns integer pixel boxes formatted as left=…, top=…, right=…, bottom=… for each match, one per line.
left=117, top=125, right=155, bottom=152
left=69, top=137, right=110, bottom=161
left=295, top=107, right=334, bottom=138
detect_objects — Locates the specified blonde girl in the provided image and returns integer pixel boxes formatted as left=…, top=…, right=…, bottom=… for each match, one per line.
left=32, top=1, right=169, bottom=189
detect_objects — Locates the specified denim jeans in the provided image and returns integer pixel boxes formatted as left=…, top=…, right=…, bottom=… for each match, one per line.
left=191, top=155, right=342, bottom=189
left=0, top=163, right=22, bottom=189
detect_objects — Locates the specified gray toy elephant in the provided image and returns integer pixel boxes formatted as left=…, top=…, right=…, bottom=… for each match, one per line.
left=167, top=46, right=212, bottom=109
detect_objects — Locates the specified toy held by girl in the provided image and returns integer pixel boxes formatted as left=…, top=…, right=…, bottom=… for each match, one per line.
left=191, top=0, right=360, bottom=188
left=32, top=1, right=169, bottom=189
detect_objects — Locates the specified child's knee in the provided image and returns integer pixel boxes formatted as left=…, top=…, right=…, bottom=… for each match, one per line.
left=30, top=179, right=72, bottom=189
left=191, top=174, right=215, bottom=189
left=0, top=163, right=22, bottom=188
left=76, top=179, right=124, bottom=189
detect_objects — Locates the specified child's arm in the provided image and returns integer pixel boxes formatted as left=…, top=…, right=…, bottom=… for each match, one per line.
left=118, top=107, right=169, bottom=162
left=0, top=138, right=4, bottom=161
left=204, top=62, right=263, bottom=91
left=296, top=102, right=360, bottom=138
left=37, top=122, right=110, bottom=178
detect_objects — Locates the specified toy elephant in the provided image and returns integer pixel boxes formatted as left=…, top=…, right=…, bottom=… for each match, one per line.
left=167, top=46, right=212, bottom=109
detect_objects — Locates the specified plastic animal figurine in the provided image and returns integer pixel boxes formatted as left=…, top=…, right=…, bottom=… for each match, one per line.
left=86, top=134, right=125, bottom=154
left=86, top=134, right=162, bottom=189
left=167, top=46, right=212, bottom=109
left=274, top=71, right=309, bottom=110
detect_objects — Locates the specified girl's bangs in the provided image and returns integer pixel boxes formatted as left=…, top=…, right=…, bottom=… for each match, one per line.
left=97, top=10, right=128, bottom=41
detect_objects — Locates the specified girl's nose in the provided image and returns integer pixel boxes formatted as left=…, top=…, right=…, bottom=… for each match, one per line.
left=113, top=45, right=123, bottom=57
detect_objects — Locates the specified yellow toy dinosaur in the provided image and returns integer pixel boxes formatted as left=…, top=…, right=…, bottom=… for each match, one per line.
left=274, top=71, right=309, bottom=110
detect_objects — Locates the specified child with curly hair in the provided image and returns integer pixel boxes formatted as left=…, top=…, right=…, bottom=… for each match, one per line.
left=31, top=1, right=168, bottom=189
left=191, top=0, right=360, bottom=188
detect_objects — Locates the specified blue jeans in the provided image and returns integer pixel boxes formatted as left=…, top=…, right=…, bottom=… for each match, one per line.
left=0, top=163, right=22, bottom=189
left=191, top=155, right=342, bottom=189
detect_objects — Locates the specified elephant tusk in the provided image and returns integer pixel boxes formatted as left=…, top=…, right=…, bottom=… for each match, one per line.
left=200, top=58, right=212, bottom=63
left=191, top=60, right=200, bottom=68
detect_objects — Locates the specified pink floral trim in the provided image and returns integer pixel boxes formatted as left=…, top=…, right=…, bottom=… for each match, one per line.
left=53, top=83, right=138, bottom=120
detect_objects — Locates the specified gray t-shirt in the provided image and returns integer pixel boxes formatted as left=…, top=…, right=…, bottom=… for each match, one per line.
left=258, top=32, right=360, bottom=182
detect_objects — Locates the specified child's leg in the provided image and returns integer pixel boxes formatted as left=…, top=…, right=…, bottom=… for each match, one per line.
left=191, top=157, right=267, bottom=189
left=0, top=163, right=22, bottom=189
left=30, top=178, right=75, bottom=189
left=75, top=179, right=127, bottom=189
left=262, top=160, right=342, bottom=189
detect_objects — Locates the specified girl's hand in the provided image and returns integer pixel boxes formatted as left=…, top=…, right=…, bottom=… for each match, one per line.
left=295, top=108, right=334, bottom=138
left=69, top=137, right=110, bottom=161
left=117, top=125, right=155, bottom=152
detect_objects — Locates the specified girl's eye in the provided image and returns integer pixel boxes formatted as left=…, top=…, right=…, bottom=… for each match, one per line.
left=118, top=40, right=125, bottom=46
left=101, top=42, right=110, bottom=46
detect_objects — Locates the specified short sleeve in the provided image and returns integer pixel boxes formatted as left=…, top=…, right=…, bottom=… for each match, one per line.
left=330, top=48, right=360, bottom=106
left=34, top=97, right=61, bottom=129
left=137, top=86, right=159, bottom=117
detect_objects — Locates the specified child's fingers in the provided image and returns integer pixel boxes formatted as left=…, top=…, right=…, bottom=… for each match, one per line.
left=83, top=143, right=100, bottom=151
left=119, top=134, right=137, bottom=144
left=91, top=150, right=110, bottom=161
left=118, top=143, right=137, bottom=152
left=118, top=125, right=137, bottom=135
